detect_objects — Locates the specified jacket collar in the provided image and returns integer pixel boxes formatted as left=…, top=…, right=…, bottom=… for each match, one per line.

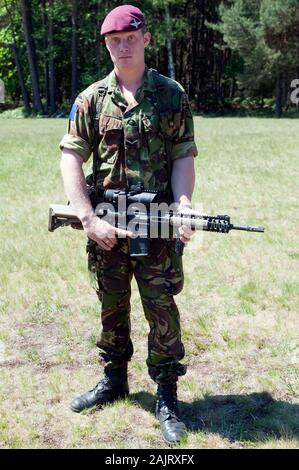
left=107, top=66, right=156, bottom=100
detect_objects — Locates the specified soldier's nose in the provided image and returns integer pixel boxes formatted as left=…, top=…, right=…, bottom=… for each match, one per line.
left=120, top=42, right=129, bottom=52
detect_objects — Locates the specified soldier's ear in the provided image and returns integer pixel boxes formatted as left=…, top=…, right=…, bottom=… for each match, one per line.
left=143, top=32, right=151, bottom=47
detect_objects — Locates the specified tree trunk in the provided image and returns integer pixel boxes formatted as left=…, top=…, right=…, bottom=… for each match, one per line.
left=95, top=1, right=101, bottom=78
left=191, top=2, right=201, bottom=98
left=3, top=0, right=31, bottom=110
left=20, top=0, right=43, bottom=113
left=282, top=73, right=289, bottom=111
left=0, top=42, right=31, bottom=108
left=165, top=3, right=175, bottom=80
left=230, top=77, right=236, bottom=98
left=41, top=0, right=50, bottom=111
left=71, top=0, right=78, bottom=102
left=275, top=74, right=283, bottom=117
left=48, top=0, right=56, bottom=113
left=11, top=42, right=31, bottom=110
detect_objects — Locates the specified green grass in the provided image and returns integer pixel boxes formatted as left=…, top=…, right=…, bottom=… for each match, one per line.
left=0, top=117, right=298, bottom=449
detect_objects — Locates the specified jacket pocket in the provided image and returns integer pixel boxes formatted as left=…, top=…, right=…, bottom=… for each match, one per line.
left=99, top=114, right=123, bottom=164
left=149, top=239, right=184, bottom=295
left=86, top=239, right=104, bottom=299
left=165, top=239, right=184, bottom=295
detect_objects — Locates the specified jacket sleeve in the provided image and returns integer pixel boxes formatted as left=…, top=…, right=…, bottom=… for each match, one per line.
left=171, top=92, right=198, bottom=161
left=59, top=92, right=94, bottom=162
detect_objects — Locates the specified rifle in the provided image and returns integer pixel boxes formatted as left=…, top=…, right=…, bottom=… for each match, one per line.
left=48, top=186, right=264, bottom=256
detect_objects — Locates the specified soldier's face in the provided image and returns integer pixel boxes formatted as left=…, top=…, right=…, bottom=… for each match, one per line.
left=105, top=30, right=151, bottom=70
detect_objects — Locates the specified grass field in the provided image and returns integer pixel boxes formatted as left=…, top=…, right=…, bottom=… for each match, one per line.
left=0, top=117, right=298, bottom=449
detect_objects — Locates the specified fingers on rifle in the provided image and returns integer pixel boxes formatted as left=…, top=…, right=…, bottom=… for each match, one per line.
left=179, top=225, right=191, bottom=239
left=104, top=238, right=116, bottom=248
left=179, top=235, right=190, bottom=244
left=115, top=227, right=133, bottom=238
left=97, top=240, right=112, bottom=251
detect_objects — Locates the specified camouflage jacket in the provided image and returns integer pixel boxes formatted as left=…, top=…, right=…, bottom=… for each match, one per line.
left=59, top=67, right=198, bottom=192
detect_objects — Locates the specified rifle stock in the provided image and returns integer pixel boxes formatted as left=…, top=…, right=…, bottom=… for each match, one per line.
left=48, top=204, right=82, bottom=232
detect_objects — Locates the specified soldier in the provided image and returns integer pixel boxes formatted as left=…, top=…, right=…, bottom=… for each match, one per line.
left=59, top=5, right=198, bottom=445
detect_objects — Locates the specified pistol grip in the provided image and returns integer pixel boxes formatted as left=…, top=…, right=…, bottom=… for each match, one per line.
left=175, top=239, right=185, bottom=256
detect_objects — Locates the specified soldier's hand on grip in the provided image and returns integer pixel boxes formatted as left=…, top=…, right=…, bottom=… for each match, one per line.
left=84, top=217, right=132, bottom=251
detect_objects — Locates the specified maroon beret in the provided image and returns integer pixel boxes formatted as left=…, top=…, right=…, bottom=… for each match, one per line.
left=101, top=4, right=145, bottom=35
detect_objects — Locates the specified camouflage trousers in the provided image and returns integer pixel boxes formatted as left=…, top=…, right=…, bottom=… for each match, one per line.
left=87, top=237, right=187, bottom=384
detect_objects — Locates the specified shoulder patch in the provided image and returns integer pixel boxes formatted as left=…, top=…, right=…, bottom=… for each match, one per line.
left=69, top=103, right=78, bottom=121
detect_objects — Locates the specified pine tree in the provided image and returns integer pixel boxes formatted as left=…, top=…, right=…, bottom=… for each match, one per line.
left=215, top=0, right=299, bottom=116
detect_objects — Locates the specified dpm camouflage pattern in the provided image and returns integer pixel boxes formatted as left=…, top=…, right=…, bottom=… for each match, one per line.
left=59, top=67, right=198, bottom=383
left=59, top=67, right=197, bottom=192
left=87, top=237, right=186, bottom=384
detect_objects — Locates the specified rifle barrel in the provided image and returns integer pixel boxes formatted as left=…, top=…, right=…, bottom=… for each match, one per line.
left=231, top=224, right=264, bottom=232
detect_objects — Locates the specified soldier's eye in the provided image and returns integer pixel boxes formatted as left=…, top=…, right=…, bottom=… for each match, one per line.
left=110, top=37, right=120, bottom=45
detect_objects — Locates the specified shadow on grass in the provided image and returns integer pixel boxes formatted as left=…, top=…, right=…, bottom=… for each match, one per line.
left=129, top=391, right=299, bottom=443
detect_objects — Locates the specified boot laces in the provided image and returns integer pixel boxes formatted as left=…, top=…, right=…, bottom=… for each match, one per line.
left=94, top=376, right=110, bottom=393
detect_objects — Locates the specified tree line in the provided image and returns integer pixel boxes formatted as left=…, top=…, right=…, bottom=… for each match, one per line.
left=0, top=0, right=298, bottom=117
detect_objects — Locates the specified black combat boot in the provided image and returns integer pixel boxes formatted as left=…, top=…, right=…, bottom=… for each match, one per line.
left=156, top=382, right=187, bottom=445
left=70, top=369, right=129, bottom=413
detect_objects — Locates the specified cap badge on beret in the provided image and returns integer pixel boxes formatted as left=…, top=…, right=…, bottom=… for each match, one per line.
left=130, top=19, right=142, bottom=29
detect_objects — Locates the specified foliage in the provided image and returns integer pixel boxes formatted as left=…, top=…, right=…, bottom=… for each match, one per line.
left=213, top=0, right=299, bottom=108
left=0, top=0, right=298, bottom=114
left=0, top=2, right=17, bottom=101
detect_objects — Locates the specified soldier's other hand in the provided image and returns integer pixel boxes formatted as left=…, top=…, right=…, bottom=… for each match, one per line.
left=83, top=217, right=132, bottom=251
left=178, top=224, right=193, bottom=244
left=177, top=205, right=195, bottom=245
